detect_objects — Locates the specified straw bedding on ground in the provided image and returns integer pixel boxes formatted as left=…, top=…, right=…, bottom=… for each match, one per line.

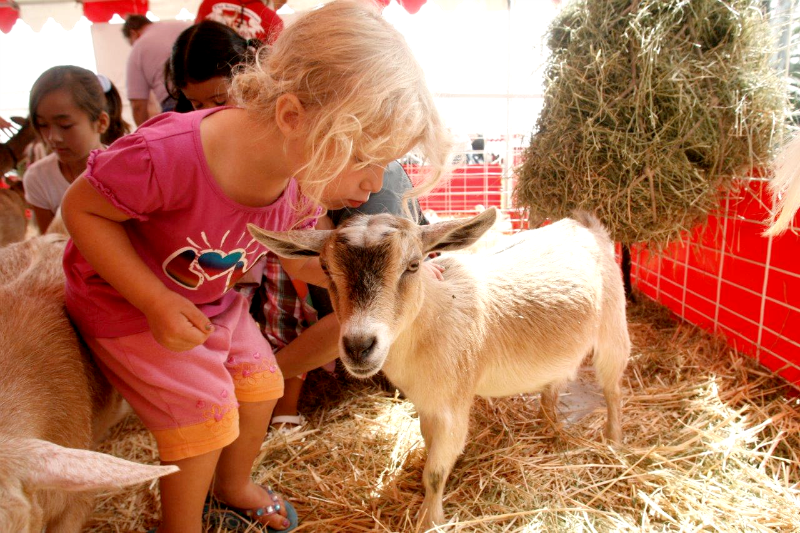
left=86, top=296, right=800, bottom=532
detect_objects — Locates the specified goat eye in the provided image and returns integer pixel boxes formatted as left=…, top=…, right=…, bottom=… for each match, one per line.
left=407, top=260, right=420, bottom=272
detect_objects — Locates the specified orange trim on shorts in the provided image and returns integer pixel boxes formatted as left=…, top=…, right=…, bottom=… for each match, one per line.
left=233, top=366, right=285, bottom=403
left=153, top=408, right=240, bottom=462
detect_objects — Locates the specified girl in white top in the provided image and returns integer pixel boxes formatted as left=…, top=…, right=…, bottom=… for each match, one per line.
left=24, top=67, right=129, bottom=232
left=23, top=152, right=69, bottom=218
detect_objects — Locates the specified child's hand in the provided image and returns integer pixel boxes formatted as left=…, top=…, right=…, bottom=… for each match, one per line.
left=142, top=291, right=214, bottom=352
left=423, top=261, right=445, bottom=281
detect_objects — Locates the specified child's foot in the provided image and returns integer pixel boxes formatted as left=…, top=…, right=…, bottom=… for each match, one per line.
left=269, top=413, right=307, bottom=435
left=210, top=483, right=295, bottom=531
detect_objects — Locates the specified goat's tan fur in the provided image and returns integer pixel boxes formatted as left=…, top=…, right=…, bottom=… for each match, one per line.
left=0, top=235, right=176, bottom=532
left=0, top=181, right=27, bottom=247
left=249, top=208, right=630, bottom=529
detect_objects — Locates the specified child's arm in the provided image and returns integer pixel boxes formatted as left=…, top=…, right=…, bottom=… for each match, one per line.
left=31, top=206, right=54, bottom=234
left=278, top=256, right=329, bottom=288
left=62, top=176, right=213, bottom=351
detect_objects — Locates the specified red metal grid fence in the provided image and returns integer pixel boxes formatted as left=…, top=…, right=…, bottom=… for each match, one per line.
left=630, top=178, right=800, bottom=387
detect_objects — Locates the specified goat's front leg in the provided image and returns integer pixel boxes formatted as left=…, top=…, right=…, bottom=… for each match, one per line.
left=538, top=382, right=563, bottom=431
left=417, top=402, right=471, bottom=530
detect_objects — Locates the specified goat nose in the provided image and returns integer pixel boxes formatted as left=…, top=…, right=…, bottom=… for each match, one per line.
left=342, top=334, right=377, bottom=362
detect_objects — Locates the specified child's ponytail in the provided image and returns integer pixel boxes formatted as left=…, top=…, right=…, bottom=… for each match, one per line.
left=96, top=74, right=131, bottom=144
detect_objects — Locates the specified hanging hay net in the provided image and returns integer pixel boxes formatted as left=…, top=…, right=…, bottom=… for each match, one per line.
left=514, top=0, right=787, bottom=244
left=85, top=296, right=800, bottom=532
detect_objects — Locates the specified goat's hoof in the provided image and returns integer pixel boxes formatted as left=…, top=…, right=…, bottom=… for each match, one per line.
left=416, top=505, right=444, bottom=532
left=537, top=409, right=560, bottom=426
left=418, top=518, right=441, bottom=532
left=605, top=431, right=622, bottom=446
left=604, top=424, right=622, bottom=445
left=537, top=415, right=562, bottom=437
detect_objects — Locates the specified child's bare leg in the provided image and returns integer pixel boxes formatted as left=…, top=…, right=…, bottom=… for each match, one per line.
left=158, top=449, right=222, bottom=533
left=213, top=399, right=291, bottom=530
left=273, top=377, right=304, bottom=425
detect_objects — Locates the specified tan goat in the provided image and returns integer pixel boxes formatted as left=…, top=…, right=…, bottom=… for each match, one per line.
left=0, top=179, right=27, bottom=247
left=0, top=235, right=177, bottom=533
left=249, top=208, right=630, bottom=528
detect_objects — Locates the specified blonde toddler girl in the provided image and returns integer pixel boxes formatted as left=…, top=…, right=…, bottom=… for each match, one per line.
left=61, top=2, right=451, bottom=532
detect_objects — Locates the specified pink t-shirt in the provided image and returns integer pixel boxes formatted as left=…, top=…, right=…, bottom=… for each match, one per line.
left=64, top=108, right=318, bottom=338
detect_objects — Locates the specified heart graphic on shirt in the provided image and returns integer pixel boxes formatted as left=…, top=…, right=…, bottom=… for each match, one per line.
left=224, top=251, right=267, bottom=290
left=162, top=234, right=264, bottom=293
left=197, top=250, right=245, bottom=281
left=163, top=240, right=262, bottom=291
left=225, top=260, right=248, bottom=290
left=164, top=249, right=202, bottom=289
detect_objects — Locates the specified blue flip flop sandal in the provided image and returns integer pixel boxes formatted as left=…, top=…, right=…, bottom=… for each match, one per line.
left=204, top=485, right=299, bottom=532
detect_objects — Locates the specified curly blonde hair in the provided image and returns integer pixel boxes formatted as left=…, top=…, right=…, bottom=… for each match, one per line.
left=230, top=0, right=452, bottom=212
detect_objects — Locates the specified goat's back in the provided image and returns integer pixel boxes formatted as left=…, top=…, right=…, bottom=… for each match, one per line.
left=0, top=236, right=179, bottom=532
left=446, top=215, right=618, bottom=327
left=0, top=235, right=112, bottom=447
left=0, top=186, right=27, bottom=247
left=420, top=216, right=625, bottom=398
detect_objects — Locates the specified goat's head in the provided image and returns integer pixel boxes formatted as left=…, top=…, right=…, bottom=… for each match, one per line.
left=249, top=208, right=497, bottom=377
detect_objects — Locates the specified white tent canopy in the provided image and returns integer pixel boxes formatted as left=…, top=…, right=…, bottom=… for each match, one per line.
left=10, top=0, right=511, bottom=32
left=1, top=0, right=553, bottom=143
left=13, top=0, right=199, bottom=32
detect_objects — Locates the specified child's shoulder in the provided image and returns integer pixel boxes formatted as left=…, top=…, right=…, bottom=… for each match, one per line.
left=118, top=110, right=227, bottom=168
left=134, top=111, right=203, bottom=143
left=132, top=108, right=231, bottom=151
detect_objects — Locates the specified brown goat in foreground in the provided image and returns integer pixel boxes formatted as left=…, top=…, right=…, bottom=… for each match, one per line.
left=249, top=208, right=630, bottom=529
left=0, top=179, right=27, bottom=247
left=0, top=235, right=177, bottom=533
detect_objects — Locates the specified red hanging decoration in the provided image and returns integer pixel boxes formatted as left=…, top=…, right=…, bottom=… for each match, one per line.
left=81, top=0, right=148, bottom=23
left=0, top=0, right=20, bottom=34
left=375, top=0, right=427, bottom=15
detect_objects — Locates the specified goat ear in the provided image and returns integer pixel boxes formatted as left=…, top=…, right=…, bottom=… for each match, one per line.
left=247, top=224, right=331, bottom=258
left=18, top=438, right=178, bottom=492
left=421, top=207, right=497, bottom=253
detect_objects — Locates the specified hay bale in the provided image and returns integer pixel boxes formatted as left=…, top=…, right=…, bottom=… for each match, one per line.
left=515, top=0, right=787, bottom=244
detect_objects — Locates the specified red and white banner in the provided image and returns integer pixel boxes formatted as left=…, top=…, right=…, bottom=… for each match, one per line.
left=81, top=0, right=148, bottom=23
left=0, top=0, right=20, bottom=33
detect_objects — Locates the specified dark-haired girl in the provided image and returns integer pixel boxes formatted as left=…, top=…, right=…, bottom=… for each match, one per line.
left=166, top=20, right=260, bottom=111
left=24, top=66, right=129, bottom=232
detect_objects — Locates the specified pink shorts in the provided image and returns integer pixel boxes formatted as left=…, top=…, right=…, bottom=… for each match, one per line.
left=85, top=293, right=284, bottom=461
